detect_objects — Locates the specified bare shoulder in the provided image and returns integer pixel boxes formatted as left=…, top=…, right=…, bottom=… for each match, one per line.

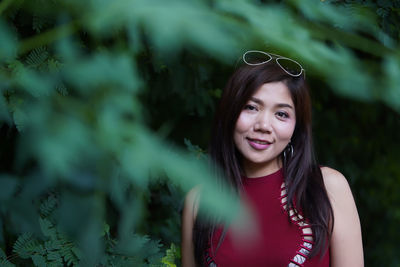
left=320, top=166, right=364, bottom=267
left=181, top=186, right=202, bottom=267
left=320, top=166, right=352, bottom=197
left=183, top=186, right=201, bottom=219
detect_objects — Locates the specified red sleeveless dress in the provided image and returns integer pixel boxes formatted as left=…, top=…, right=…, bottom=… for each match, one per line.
left=205, top=169, right=330, bottom=267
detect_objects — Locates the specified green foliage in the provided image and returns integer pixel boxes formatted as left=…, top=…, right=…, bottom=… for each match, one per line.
left=0, top=0, right=399, bottom=266
left=161, top=243, right=180, bottom=267
left=0, top=20, right=17, bottom=62
left=25, top=47, right=49, bottom=69
left=0, top=247, right=15, bottom=267
left=184, top=138, right=207, bottom=160
left=3, top=194, right=175, bottom=266
left=12, top=233, right=42, bottom=260
left=9, top=195, right=80, bottom=266
left=39, top=194, right=58, bottom=218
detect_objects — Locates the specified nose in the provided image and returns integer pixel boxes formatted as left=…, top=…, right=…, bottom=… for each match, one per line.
left=254, top=114, right=272, bottom=133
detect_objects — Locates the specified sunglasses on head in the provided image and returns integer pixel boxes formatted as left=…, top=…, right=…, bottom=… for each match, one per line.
left=243, top=50, right=305, bottom=78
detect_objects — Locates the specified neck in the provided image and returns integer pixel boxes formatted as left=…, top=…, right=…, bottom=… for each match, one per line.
left=243, top=158, right=282, bottom=178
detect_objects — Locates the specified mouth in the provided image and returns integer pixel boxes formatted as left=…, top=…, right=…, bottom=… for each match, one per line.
left=246, top=138, right=272, bottom=150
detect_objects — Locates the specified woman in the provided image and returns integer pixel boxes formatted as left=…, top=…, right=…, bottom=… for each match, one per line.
left=181, top=51, right=363, bottom=267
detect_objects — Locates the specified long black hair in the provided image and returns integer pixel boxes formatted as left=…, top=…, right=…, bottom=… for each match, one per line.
left=193, top=60, right=333, bottom=265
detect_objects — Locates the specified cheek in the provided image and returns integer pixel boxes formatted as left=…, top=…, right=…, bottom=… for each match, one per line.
left=233, top=113, right=250, bottom=147
left=235, top=113, right=251, bottom=134
left=275, top=121, right=296, bottom=140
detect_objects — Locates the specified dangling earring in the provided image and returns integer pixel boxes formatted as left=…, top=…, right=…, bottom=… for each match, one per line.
left=283, top=141, right=294, bottom=161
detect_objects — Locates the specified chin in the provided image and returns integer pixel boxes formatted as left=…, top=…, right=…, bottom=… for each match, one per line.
left=246, top=157, right=275, bottom=165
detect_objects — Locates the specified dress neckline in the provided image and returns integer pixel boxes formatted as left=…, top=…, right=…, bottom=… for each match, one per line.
left=242, top=168, right=283, bottom=184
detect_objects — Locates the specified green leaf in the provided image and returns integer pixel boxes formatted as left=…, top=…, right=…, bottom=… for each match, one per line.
left=0, top=247, right=16, bottom=267
left=63, top=52, right=140, bottom=94
left=161, top=243, right=178, bottom=267
left=39, top=218, right=57, bottom=238
left=13, top=233, right=41, bottom=259
left=87, top=0, right=239, bottom=61
left=0, top=19, right=17, bottom=62
left=25, top=47, right=49, bottom=69
left=116, top=234, right=162, bottom=260
left=60, top=245, right=80, bottom=266
left=32, top=254, right=46, bottom=267
left=40, top=194, right=58, bottom=217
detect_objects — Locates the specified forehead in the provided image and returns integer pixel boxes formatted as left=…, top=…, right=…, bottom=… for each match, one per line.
left=251, top=81, right=293, bottom=105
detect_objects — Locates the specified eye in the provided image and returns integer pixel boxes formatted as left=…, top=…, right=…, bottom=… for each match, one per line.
left=244, top=104, right=258, bottom=111
left=276, top=111, right=289, bottom=119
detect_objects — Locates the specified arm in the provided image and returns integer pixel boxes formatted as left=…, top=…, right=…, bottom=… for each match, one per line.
left=181, top=187, right=200, bottom=267
left=321, top=167, right=364, bottom=267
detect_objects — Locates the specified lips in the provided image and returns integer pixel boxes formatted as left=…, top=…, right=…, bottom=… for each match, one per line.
left=246, top=138, right=272, bottom=150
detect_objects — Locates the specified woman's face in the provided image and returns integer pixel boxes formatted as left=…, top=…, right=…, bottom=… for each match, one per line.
left=234, top=81, right=296, bottom=177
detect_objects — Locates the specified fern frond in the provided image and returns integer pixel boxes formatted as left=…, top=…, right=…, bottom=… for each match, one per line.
left=31, top=254, right=46, bottom=267
left=39, top=218, right=57, bottom=238
left=121, top=234, right=162, bottom=257
left=60, top=245, right=79, bottom=266
left=46, top=249, right=63, bottom=265
left=142, top=237, right=163, bottom=258
left=48, top=260, right=63, bottom=267
left=71, top=246, right=82, bottom=260
left=37, top=214, right=81, bottom=266
left=0, top=247, right=16, bottom=267
left=25, top=47, right=49, bottom=69
left=44, top=239, right=62, bottom=252
left=12, top=233, right=41, bottom=259
left=40, top=194, right=58, bottom=217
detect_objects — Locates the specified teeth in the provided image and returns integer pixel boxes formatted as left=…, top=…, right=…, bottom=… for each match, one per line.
left=253, top=140, right=268, bottom=145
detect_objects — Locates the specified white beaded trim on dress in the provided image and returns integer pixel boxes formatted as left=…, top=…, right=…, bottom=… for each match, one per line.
left=280, top=183, right=314, bottom=267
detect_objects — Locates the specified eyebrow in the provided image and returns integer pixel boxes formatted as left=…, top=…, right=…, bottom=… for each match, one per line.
left=249, top=97, right=294, bottom=109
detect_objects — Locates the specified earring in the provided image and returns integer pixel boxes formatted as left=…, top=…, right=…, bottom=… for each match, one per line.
left=289, top=143, right=294, bottom=157
left=283, top=142, right=294, bottom=161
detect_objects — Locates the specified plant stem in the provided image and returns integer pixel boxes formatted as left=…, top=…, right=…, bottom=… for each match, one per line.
left=18, top=21, right=78, bottom=55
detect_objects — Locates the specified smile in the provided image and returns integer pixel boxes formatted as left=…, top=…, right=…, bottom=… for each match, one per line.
left=246, top=138, right=272, bottom=150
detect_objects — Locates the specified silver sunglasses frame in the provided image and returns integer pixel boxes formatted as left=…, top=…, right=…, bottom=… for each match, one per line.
left=242, top=50, right=305, bottom=78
